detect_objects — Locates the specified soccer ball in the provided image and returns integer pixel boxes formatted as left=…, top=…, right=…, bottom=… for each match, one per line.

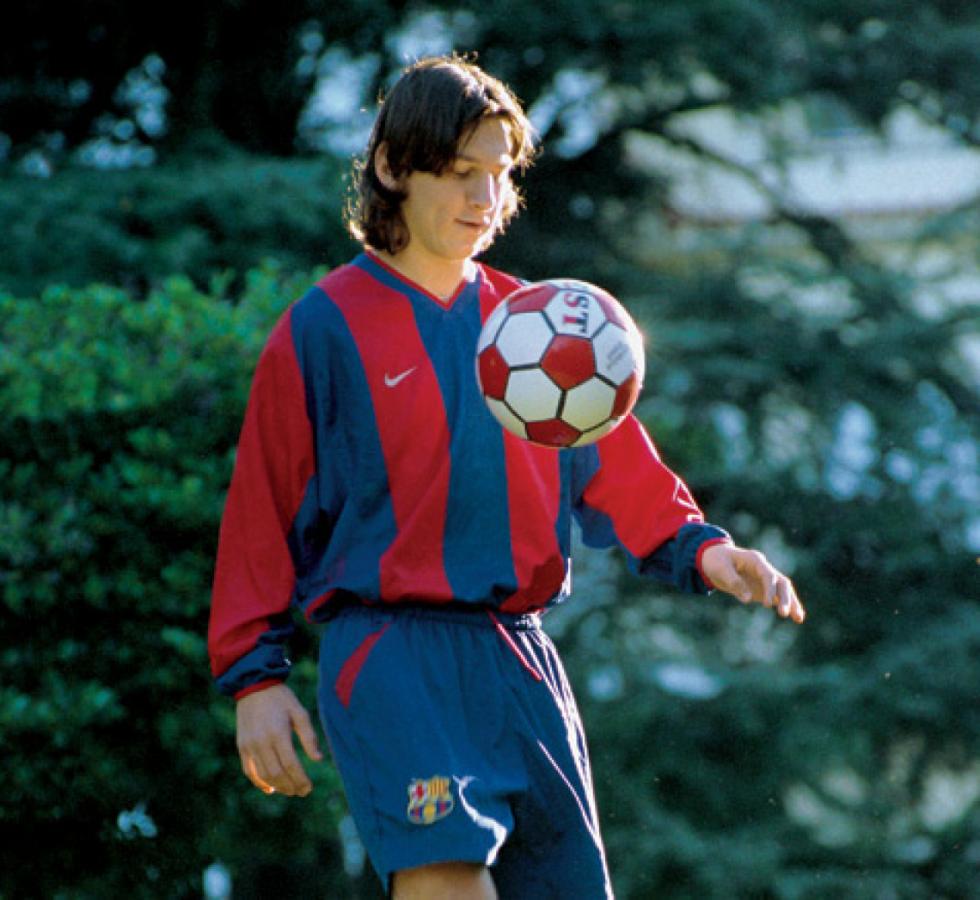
left=475, top=279, right=645, bottom=448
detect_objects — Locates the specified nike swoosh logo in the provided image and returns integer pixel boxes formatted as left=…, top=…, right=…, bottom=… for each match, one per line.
left=384, top=366, right=417, bottom=388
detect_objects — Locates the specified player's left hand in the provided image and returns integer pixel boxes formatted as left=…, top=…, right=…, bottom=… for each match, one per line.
left=700, top=543, right=806, bottom=624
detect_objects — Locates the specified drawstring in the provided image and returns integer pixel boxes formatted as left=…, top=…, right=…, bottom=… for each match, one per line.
left=486, top=611, right=543, bottom=682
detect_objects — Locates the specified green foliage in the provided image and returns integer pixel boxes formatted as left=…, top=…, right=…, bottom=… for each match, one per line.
left=549, top=236, right=980, bottom=897
left=0, top=154, right=354, bottom=299
left=0, top=268, right=378, bottom=898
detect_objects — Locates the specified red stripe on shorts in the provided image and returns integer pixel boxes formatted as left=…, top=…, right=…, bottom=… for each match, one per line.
left=335, top=623, right=390, bottom=708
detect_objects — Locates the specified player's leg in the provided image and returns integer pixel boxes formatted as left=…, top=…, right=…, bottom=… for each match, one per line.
left=490, top=623, right=614, bottom=899
left=392, top=861, right=497, bottom=899
left=317, top=606, right=520, bottom=891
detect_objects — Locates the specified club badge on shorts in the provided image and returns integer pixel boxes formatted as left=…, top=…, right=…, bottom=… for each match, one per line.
left=406, top=775, right=454, bottom=825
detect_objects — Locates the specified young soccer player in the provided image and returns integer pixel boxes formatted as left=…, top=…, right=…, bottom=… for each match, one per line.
left=208, top=54, right=806, bottom=899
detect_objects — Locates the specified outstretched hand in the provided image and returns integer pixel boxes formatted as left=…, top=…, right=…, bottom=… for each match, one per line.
left=700, top=543, right=806, bottom=624
left=236, top=683, right=323, bottom=797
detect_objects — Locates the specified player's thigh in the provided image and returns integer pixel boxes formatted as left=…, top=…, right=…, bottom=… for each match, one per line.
left=317, top=607, right=520, bottom=887
left=392, top=861, right=497, bottom=900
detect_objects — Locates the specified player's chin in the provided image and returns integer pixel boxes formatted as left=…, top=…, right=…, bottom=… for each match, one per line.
left=455, top=220, right=495, bottom=249
left=471, top=229, right=497, bottom=255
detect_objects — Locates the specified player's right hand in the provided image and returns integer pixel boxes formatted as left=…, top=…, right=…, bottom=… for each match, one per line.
left=235, top=683, right=324, bottom=797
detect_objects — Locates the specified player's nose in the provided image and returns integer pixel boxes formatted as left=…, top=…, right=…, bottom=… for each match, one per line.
left=468, top=173, right=496, bottom=210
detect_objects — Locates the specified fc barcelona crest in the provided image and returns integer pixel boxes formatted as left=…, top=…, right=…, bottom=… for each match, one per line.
left=406, top=775, right=455, bottom=825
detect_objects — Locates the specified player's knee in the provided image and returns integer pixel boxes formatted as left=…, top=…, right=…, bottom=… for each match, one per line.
left=391, top=861, right=496, bottom=900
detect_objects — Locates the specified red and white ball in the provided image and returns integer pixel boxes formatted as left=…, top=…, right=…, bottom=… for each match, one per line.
left=475, top=279, right=645, bottom=448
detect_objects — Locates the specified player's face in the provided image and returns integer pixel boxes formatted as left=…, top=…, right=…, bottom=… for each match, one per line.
left=399, top=117, right=515, bottom=272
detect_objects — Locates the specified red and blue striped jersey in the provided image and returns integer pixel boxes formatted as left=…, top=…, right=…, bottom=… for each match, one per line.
left=208, top=253, right=729, bottom=697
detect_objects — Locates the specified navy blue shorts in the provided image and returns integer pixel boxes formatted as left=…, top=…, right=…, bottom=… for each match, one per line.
left=317, top=603, right=613, bottom=897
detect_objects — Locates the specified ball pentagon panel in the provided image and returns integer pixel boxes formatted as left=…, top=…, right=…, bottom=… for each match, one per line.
left=476, top=344, right=510, bottom=401
left=526, top=418, right=583, bottom=448
left=539, top=334, right=596, bottom=390
left=612, top=371, right=641, bottom=419
left=507, top=282, right=559, bottom=313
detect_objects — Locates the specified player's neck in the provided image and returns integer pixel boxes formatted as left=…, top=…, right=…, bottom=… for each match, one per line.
left=372, top=249, right=476, bottom=302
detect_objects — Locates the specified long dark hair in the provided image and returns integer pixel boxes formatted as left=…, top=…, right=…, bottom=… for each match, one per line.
left=346, top=54, right=537, bottom=253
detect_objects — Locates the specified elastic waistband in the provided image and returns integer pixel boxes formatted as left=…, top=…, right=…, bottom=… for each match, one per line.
left=329, top=598, right=543, bottom=632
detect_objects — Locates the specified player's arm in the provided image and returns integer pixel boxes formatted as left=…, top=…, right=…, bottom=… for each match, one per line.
left=572, top=415, right=720, bottom=591
left=572, top=416, right=805, bottom=622
left=208, top=307, right=323, bottom=795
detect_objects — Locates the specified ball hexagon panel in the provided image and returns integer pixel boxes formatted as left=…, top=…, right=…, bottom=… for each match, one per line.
left=495, top=311, right=555, bottom=368
left=484, top=396, right=527, bottom=440
left=592, top=322, right=643, bottom=386
left=543, top=290, right=607, bottom=340
left=477, top=300, right=511, bottom=354
left=505, top=368, right=562, bottom=422
left=539, top=334, right=596, bottom=390
left=562, top=376, right=616, bottom=431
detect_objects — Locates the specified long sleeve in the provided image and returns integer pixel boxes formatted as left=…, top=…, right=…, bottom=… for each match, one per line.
left=571, top=415, right=730, bottom=593
left=208, top=308, right=317, bottom=697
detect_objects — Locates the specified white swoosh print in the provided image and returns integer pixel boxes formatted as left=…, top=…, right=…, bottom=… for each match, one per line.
left=384, top=366, right=417, bottom=388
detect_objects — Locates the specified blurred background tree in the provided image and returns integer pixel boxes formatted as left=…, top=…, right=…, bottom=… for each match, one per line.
left=1, top=1, right=977, bottom=897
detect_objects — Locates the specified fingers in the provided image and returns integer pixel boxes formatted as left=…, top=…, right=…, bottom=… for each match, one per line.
left=778, top=578, right=807, bottom=624
left=241, top=736, right=313, bottom=797
left=236, top=688, right=320, bottom=797
left=702, top=543, right=807, bottom=624
left=735, top=549, right=807, bottom=624
left=291, top=704, right=324, bottom=764
left=251, top=731, right=314, bottom=797
left=242, top=754, right=276, bottom=795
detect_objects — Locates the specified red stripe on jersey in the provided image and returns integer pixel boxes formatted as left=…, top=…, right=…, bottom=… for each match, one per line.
left=584, top=416, right=703, bottom=558
left=479, top=267, right=567, bottom=612
left=500, top=434, right=567, bottom=612
left=479, top=266, right=521, bottom=319
left=325, top=266, right=453, bottom=602
left=209, top=307, right=316, bottom=678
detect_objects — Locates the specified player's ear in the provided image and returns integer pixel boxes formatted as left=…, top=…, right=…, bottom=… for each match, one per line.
left=374, top=143, right=400, bottom=192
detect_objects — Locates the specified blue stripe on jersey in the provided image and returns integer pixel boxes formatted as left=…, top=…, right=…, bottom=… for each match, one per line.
left=556, top=451, right=575, bottom=563
left=425, top=279, right=517, bottom=603
left=570, top=444, right=620, bottom=549
left=288, top=285, right=397, bottom=606
left=355, top=255, right=518, bottom=603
